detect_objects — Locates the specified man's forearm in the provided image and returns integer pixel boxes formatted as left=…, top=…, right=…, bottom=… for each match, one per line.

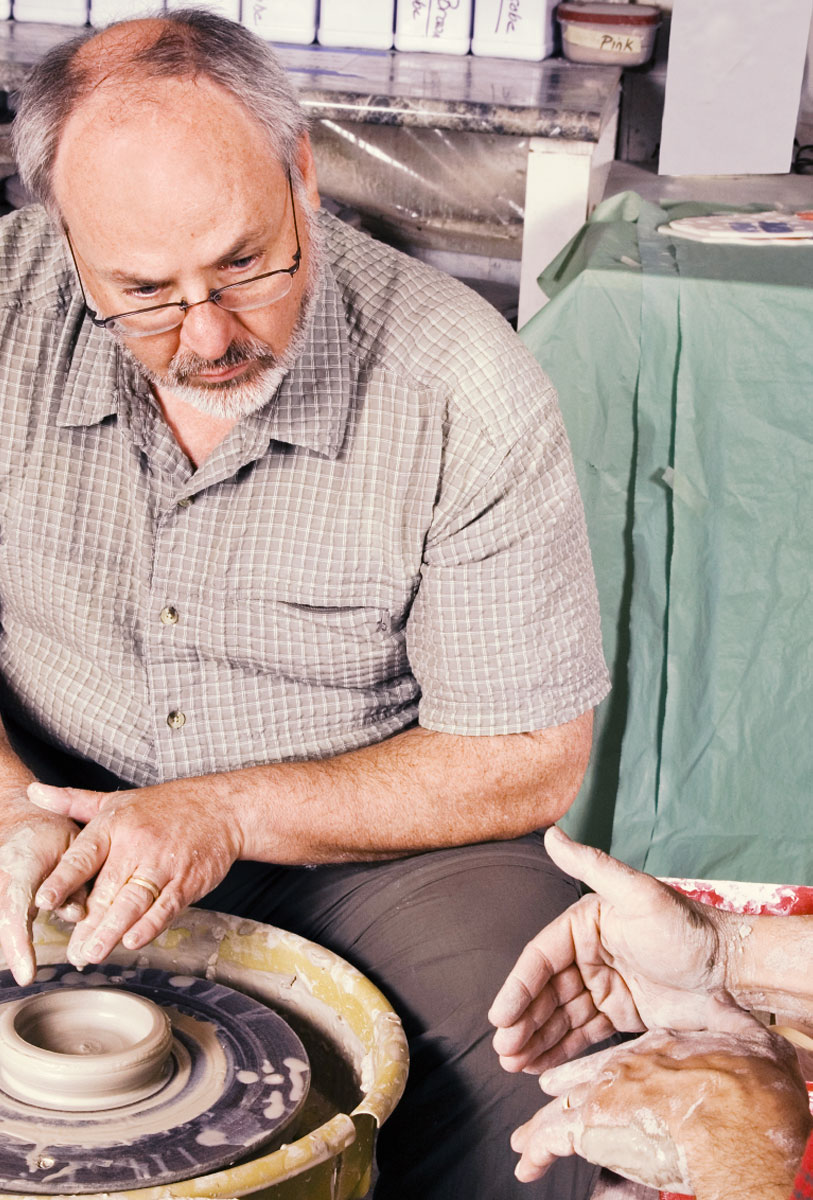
left=0, top=719, right=38, bottom=812
left=206, top=711, right=593, bottom=865
left=727, top=913, right=813, bottom=1021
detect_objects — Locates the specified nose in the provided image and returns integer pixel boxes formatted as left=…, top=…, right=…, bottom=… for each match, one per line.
left=177, top=296, right=240, bottom=362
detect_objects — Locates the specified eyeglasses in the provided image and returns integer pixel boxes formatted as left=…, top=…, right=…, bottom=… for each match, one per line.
left=65, top=171, right=301, bottom=339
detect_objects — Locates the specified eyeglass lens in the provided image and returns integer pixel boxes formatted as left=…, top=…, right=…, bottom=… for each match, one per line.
left=107, top=270, right=296, bottom=337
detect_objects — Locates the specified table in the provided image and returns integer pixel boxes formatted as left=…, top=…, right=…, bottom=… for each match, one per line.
left=521, top=191, right=813, bottom=884
left=0, top=21, right=621, bottom=324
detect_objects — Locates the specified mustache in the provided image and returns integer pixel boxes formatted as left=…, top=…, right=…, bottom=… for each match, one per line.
left=169, top=337, right=277, bottom=384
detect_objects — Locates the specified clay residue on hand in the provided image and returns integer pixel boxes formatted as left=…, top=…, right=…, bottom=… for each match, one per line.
left=581, top=1113, right=689, bottom=1193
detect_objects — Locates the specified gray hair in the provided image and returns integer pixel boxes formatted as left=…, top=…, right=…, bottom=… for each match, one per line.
left=12, top=7, right=309, bottom=216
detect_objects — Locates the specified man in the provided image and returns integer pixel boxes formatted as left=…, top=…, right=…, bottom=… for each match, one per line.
left=0, top=9, right=610, bottom=1198
left=490, top=827, right=813, bottom=1198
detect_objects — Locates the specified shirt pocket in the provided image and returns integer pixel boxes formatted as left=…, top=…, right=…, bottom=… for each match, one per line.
left=200, top=579, right=418, bottom=692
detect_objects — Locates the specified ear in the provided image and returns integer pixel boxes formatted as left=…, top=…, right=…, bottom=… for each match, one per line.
left=295, top=133, right=321, bottom=210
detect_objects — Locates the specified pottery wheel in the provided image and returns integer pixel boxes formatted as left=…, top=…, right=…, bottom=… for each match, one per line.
left=0, top=962, right=311, bottom=1193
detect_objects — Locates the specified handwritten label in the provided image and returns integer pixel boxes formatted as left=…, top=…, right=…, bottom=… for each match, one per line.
left=433, top=0, right=460, bottom=38
left=495, top=0, right=522, bottom=35
left=565, top=25, right=644, bottom=54
left=402, top=0, right=467, bottom=40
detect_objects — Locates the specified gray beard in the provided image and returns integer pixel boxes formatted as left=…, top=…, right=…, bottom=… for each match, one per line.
left=122, top=323, right=309, bottom=421
left=119, top=211, right=323, bottom=421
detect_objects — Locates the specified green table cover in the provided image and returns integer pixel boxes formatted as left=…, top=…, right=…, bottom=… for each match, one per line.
left=521, top=192, right=813, bottom=883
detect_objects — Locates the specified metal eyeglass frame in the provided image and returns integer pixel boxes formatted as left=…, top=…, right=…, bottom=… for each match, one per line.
left=65, top=170, right=301, bottom=336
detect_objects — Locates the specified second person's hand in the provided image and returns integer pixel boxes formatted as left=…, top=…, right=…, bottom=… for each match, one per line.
left=489, top=827, right=756, bottom=1074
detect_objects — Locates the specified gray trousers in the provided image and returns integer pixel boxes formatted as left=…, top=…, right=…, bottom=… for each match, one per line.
left=201, top=835, right=600, bottom=1200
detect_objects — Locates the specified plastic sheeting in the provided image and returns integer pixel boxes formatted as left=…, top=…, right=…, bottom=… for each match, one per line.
left=521, top=192, right=813, bottom=884
left=310, top=119, right=527, bottom=259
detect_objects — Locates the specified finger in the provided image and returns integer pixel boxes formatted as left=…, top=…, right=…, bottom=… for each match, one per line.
left=35, top=826, right=112, bottom=912
left=538, top=1036, right=648, bottom=1096
left=27, top=783, right=108, bottom=826
left=67, top=872, right=167, bottom=967
left=489, top=907, right=591, bottom=1028
left=0, top=884, right=37, bottom=986
left=52, top=886, right=88, bottom=924
left=500, top=1010, right=618, bottom=1077
left=498, top=990, right=610, bottom=1073
left=121, top=888, right=187, bottom=951
left=492, top=985, right=563, bottom=1058
left=544, top=826, right=654, bottom=910
left=511, top=1098, right=584, bottom=1182
left=494, top=975, right=599, bottom=1063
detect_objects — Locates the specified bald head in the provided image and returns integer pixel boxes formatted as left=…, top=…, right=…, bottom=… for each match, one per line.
left=12, top=6, right=308, bottom=217
left=71, top=15, right=173, bottom=78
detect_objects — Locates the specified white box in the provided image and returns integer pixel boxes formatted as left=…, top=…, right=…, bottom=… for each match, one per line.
left=394, top=0, right=473, bottom=54
left=165, top=0, right=240, bottom=18
left=13, top=0, right=87, bottom=22
left=242, top=0, right=317, bottom=43
left=319, top=0, right=395, bottom=49
left=660, top=0, right=813, bottom=175
left=472, top=0, right=556, bottom=61
left=91, top=0, right=164, bottom=23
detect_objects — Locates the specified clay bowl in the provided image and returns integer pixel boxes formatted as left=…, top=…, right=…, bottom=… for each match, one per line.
left=0, top=908, right=409, bottom=1200
left=0, top=986, right=172, bottom=1111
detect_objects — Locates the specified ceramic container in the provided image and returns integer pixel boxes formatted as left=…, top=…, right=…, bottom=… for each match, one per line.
left=556, top=2, right=661, bottom=67
left=394, top=0, right=473, bottom=55
left=241, top=0, right=318, bottom=44
left=91, top=0, right=165, bottom=22
left=318, top=0, right=395, bottom=49
left=472, top=0, right=558, bottom=61
left=12, top=0, right=88, bottom=22
left=165, top=0, right=240, bottom=18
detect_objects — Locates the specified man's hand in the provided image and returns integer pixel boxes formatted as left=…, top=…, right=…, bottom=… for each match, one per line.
left=29, top=777, right=246, bottom=968
left=489, top=827, right=754, bottom=1074
left=510, top=1026, right=812, bottom=1200
left=0, top=790, right=86, bottom=985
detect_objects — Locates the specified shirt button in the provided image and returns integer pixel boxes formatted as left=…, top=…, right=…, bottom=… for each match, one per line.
left=177, top=497, right=192, bottom=508
left=167, top=710, right=186, bottom=729
left=160, top=606, right=179, bottom=625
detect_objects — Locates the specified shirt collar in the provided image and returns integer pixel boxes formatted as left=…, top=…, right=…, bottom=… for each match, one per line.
left=55, top=220, right=354, bottom=461
left=55, top=296, right=122, bottom=429
left=243, top=251, right=354, bottom=461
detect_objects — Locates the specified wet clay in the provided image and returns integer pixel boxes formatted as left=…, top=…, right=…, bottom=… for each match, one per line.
left=0, top=987, right=172, bottom=1111
left=582, top=1119, right=689, bottom=1193
left=0, top=964, right=312, bottom=1194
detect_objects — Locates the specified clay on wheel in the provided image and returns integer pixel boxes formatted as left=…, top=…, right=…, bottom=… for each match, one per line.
left=0, top=988, right=172, bottom=1111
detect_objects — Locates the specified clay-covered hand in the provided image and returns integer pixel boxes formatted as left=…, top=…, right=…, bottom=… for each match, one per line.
left=489, top=826, right=754, bottom=1074
left=28, top=777, right=246, bottom=968
left=510, top=1026, right=812, bottom=1200
left=0, top=789, right=88, bottom=985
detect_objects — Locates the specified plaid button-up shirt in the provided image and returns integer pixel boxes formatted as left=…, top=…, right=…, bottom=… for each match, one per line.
left=0, top=205, right=609, bottom=787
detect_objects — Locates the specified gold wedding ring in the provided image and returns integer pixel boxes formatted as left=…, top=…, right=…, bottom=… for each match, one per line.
left=127, top=875, right=162, bottom=903
left=561, top=1094, right=572, bottom=1110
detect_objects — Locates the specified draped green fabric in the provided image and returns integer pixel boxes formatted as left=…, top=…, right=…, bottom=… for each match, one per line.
left=521, top=193, right=813, bottom=883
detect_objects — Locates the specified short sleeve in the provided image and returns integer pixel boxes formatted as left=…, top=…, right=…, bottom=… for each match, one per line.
left=407, top=364, right=610, bottom=736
